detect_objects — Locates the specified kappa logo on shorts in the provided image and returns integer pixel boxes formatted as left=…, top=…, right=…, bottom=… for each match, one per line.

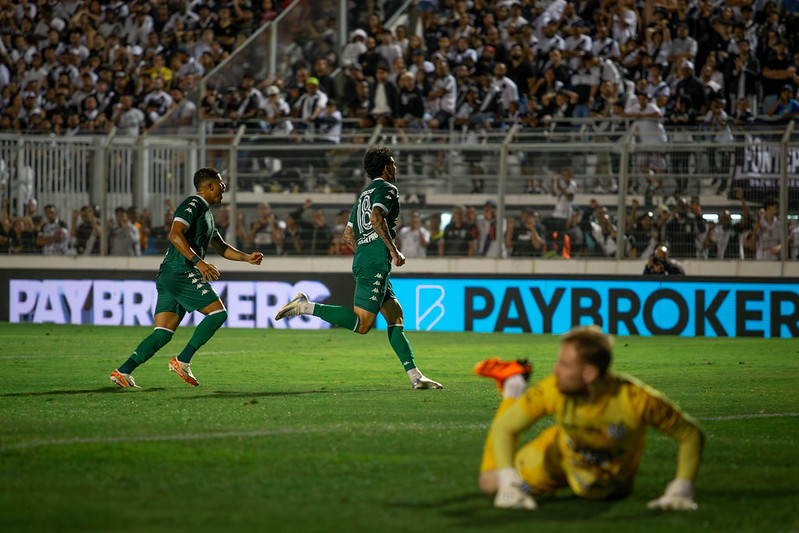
left=201, top=289, right=209, bottom=295
left=195, top=283, right=204, bottom=289
left=370, top=295, right=378, bottom=301
left=371, top=288, right=379, bottom=293
left=373, top=281, right=381, bottom=286
left=374, top=273, right=383, bottom=279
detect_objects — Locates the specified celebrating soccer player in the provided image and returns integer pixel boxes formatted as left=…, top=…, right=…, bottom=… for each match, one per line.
left=475, top=325, right=704, bottom=510
left=110, top=167, right=264, bottom=388
left=274, top=146, right=442, bottom=390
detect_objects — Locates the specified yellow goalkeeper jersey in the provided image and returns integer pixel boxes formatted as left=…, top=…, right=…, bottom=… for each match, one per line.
left=515, top=372, right=701, bottom=498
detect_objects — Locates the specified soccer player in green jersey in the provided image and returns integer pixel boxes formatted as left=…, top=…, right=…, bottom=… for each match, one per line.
left=475, top=325, right=704, bottom=511
left=110, top=167, right=264, bottom=388
left=274, top=146, right=442, bottom=390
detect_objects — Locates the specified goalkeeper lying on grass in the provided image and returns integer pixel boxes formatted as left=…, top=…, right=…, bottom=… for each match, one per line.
left=475, top=325, right=704, bottom=511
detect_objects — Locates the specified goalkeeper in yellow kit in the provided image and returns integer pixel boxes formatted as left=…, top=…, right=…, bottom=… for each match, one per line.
left=475, top=325, right=704, bottom=511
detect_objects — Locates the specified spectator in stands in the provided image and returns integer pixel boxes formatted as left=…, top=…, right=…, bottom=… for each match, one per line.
left=7, top=216, right=39, bottom=254
left=36, top=204, right=69, bottom=255
left=768, top=84, right=799, bottom=117
left=398, top=210, right=430, bottom=258
left=249, top=202, right=285, bottom=255
left=111, top=94, right=145, bottom=136
left=562, top=20, right=592, bottom=72
left=624, top=90, right=667, bottom=195
left=360, top=63, right=399, bottom=128
left=756, top=198, right=781, bottom=260
left=704, top=96, right=734, bottom=196
left=491, top=61, right=520, bottom=125
left=508, top=210, right=545, bottom=257
left=674, top=60, right=708, bottom=115
left=424, top=212, right=443, bottom=256
left=359, top=36, right=386, bottom=80
left=294, top=76, right=327, bottom=132
left=702, top=189, right=751, bottom=259
left=571, top=52, right=600, bottom=118
left=214, top=203, right=247, bottom=248
left=313, top=58, right=337, bottom=101
left=666, top=96, right=697, bottom=196
left=108, top=206, right=141, bottom=256
left=589, top=211, right=621, bottom=257
left=665, top=198, right=699, bottom=259
left=760, top=38, right=793, bottom=114
left=440, top=204, right=475, bottom=256
left=626, top=201, right=658, bottom=259
left=263, top=85, right=293, bottom=136
left=71, top=205, right=101, bottom=255
left=395, top=72, right=425, bottom=130
left=426, top=57, right=457, bottom=129
left=315, top=99, right=343, bottom=144
left=342, top=29, right=368, bottom=68
left=725, top=38, right=760, bottom=114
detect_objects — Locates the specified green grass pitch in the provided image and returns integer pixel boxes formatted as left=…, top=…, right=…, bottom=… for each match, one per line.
left=1, top=323, right=798, bottom=533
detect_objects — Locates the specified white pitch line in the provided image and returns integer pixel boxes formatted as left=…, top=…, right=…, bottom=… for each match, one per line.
left=0, top=351, right=244, bottom=360
left=1, top=414, right=797, bottom=451
left=699, top=412, right=799, bottom=421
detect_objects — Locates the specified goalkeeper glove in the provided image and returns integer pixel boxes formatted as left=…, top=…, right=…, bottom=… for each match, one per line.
left=493, top=467, right=537, bottom=510
left=647, top=478, right=698, bottom=511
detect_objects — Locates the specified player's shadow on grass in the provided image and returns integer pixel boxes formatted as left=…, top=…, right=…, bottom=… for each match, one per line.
left=177, top=389, right=385, bottom=400
left=404, top=492, right=642, bottom=526
left=0, top=387, right=165, bottom=397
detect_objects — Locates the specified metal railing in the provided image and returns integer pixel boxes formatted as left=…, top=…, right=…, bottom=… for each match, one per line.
left=1, top=120, right=797, bottom=262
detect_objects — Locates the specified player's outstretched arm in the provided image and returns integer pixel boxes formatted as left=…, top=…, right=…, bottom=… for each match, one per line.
left=211, top=234, right=263, bottom=265
left=648, top=416, right=704, bottom=511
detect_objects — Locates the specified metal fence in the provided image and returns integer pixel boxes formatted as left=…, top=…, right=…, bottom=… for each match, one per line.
left=1, top=120, right=796, bottom=261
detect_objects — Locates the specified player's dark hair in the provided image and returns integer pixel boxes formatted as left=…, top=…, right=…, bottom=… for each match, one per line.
left=562, top=325, right=612, bottom=377
left=363, top=146, right=393, bottom=179
left=194, top=167, right=220, bottom=190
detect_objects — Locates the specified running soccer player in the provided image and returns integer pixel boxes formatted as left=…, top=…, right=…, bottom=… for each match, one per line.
left=475, top=325, right=704, bottom=510
left=110, top=167, right=264, bottom=388
left=274, top=146, right=442, bottom=390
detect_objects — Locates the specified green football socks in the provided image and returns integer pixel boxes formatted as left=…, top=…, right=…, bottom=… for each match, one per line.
left=119, top=328, right=174, bottom=374
left=388, top=324, right=416, bottom=371
left=312, top=304, right=360, bottom=332
left=177, top=310, right=228, bottom=363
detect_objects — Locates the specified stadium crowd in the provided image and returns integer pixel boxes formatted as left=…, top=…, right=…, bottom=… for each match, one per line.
left=1, top=0, right=798, bottom=263
left=2, top=0, right=798, bottom=136
left=2, top=188, right=797, bottom=260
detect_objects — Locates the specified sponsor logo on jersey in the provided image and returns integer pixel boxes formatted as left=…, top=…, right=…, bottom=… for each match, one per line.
left=606, top=424, right=627, bottom=440
left=357, top=232, right=379, bottom=245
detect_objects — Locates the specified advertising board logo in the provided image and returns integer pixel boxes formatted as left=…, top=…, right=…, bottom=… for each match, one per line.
left=415, top=285, right=445, bottom=331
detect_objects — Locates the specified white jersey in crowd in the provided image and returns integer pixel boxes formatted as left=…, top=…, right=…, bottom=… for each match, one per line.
left=552, top=178, right=578, bottom=219
left=40, top=218, right=69, bottom=255
left=398, top=225, right=430, bottom=258
left=756, top=214, right=780, bottom=260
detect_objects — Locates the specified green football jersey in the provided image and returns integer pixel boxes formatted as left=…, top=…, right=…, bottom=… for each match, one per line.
left=160, top=195, right=220, bottom=271
left=348, top=178, right=400, bottom=270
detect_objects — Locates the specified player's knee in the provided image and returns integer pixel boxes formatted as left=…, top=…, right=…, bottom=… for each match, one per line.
left=356, top=322, right=372, bottom=335
left=478, top=471, right=498, bottom=494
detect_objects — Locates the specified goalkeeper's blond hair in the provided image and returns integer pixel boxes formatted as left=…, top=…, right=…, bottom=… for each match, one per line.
left=562, top=325, right=613, bottom=377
